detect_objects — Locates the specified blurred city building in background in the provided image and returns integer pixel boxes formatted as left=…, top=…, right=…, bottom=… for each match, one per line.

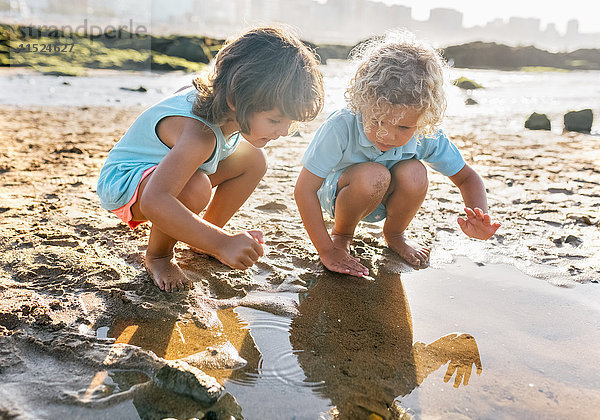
left=2, top=0, right=599, bottom=51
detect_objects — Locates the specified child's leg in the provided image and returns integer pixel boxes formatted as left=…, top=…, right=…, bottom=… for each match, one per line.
left=333, top=162, right=391, bottom=251
left=204, top=141, right=268, bottom=228
left=132, top=170, right=212, bottom=292
left=382, top=159, right=430, bottom=267
left=132, top=141, right=266, bottom=292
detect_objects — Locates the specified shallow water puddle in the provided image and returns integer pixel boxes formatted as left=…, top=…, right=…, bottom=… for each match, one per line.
left=86, top=258, right=600, bottom=419
left=223, top=258, right=600, bottom=419
left=398, top=258, right=600, bottom=419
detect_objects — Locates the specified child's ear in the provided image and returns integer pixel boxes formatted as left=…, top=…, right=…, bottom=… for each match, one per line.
left=226, top=98, right=236, bottom=111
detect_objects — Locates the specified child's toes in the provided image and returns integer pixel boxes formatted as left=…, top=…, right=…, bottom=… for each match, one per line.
left=409, top=255, right=421, bottom=266
left=154, top=277, right=166, bottom=291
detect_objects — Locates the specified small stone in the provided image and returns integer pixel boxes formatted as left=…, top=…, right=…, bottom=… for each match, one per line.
left=525, top=112, right=551, bottom=130
left=155, top=360, right=223, bottom=404
left=564, top=109, right=593, bottom=133
left=119, top=85, right=148, bottom=93
left=54, top=146, right=84, bottom=154
left=564, top=235, right=582, bottom=246
left=569, top=214, right=595, bottom=225
left=453, top=77, right=483, bottom=90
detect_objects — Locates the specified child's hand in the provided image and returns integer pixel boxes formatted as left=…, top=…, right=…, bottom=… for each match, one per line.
left=218, top=231, right=264, bottom=269
left=320, top=246, right=369, bottom=277
left=247, top=230, right=264, bottom=244
left=457, top=207, right=501, bottom=240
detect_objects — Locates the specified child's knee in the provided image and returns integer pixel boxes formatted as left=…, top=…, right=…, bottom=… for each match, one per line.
left=249, top=147, right=268, bottom=178
left=179, top=171, right=212, bottom=212
left=235, top=141, right=268, bottom=180
left=392, top=159, right=428, bottom=196
left=345, top=162, right=391, bottom=198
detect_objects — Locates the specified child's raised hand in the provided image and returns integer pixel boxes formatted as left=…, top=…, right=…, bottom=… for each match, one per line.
left=320, top=246, right=369, bottom=277
left=217, top=231, right=264, bottom=270
left=457, top=207, right=501, bottom=240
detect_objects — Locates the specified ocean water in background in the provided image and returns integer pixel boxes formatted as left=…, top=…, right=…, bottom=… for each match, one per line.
left=320, top=60, right=600, bottom=135
left=0, top=70, right=195, bottom=108
left=1, top=63, right=600, bottom=135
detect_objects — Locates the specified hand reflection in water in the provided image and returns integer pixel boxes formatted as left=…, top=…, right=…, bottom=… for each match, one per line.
left=417, top=333, right=483, bottom=388
left=290, top=269, right=483, bottom=419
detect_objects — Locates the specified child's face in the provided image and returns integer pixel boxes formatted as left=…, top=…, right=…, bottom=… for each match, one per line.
left=243, top=109, right=293, bottom=148
left=364, top=107, right=421, bottom=152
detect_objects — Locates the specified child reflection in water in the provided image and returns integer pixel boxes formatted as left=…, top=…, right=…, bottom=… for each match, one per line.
left=290, top=269, right=483, bottom=419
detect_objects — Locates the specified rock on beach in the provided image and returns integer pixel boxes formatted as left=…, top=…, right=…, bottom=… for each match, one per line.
left=564, top=109, right=593, bottom=133
left=525, top=112, right=551, bottom=130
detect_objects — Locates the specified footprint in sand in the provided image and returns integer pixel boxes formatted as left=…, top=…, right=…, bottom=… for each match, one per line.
left=255, top=201, right=287, bottom=213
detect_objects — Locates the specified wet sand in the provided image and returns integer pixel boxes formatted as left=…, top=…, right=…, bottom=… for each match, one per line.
left=0, top=103, right=599, bottom=418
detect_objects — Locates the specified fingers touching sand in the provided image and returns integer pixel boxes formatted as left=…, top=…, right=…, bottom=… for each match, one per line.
left=320, top=234, right=369, bottom=277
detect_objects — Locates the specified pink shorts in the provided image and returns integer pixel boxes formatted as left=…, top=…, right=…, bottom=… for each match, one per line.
left=111, top=166, right=157, bottom=229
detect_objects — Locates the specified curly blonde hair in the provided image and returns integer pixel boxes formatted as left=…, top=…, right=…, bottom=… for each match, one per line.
left=346, top=30, right=448, bottom=137
left=192, top=26, right=324, bottom=135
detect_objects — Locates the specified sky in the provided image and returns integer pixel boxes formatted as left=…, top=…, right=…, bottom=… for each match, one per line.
left=381, top=0, right=600, bottom=33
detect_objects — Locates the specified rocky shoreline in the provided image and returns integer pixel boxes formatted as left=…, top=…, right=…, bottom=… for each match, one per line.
left=3, top=23, right=600, bottom=76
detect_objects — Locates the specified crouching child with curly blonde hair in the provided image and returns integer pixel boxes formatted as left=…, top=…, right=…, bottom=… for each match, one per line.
left=294, top=31, right=500, bottom=276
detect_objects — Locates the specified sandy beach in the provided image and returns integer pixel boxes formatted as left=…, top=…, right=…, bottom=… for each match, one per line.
left=0, top=69, right=599, bottom=418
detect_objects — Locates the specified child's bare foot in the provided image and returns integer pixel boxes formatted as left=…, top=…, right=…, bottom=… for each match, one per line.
left=144, top=253, right=192, bottom=292
left=384, top=232, right=430, bottom=268
left=331, top=229, right=354, bottom=252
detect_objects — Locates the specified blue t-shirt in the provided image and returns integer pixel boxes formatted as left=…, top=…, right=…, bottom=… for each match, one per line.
left=97, top=87, right=240, bottom=210
left=302, top=108, right=465, bottom=179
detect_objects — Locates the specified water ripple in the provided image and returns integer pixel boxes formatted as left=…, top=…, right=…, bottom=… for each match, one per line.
left=229, top=312, right=325, bottom=390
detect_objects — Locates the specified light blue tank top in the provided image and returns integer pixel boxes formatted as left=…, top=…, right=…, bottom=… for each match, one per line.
left=97, top=86, right=240, bottom=210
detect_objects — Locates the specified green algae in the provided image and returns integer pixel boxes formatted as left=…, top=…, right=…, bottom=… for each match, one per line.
left=1, top=23, right=212, bottom=75
left=452, top=76, right=484, bottom=89
left=520, top=66, right=571, bottom=72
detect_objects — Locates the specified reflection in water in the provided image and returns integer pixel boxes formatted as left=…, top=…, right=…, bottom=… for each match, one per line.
left=290, top=270, right=482, bottom=419
left=109, top=308, right=261, bottom=383
left=80, top=309, right=262, bottom=418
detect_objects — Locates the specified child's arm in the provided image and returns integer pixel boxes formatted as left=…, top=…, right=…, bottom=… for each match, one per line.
left=449, top=164, right=501, bottom=240
left=139, top=120, right=263, bottom=269
left=295, top=167, right=369, bottom=277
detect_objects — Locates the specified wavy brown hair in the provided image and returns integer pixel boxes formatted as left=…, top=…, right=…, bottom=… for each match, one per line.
left=192, top=26, right=324, bottom=134
left=346, top=30, right=448, bottom=138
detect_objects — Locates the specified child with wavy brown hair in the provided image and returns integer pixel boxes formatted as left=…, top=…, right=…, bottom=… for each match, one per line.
left=97, top=26, right=324, bottom=291
left=295, top=31, right=499, bottom=276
